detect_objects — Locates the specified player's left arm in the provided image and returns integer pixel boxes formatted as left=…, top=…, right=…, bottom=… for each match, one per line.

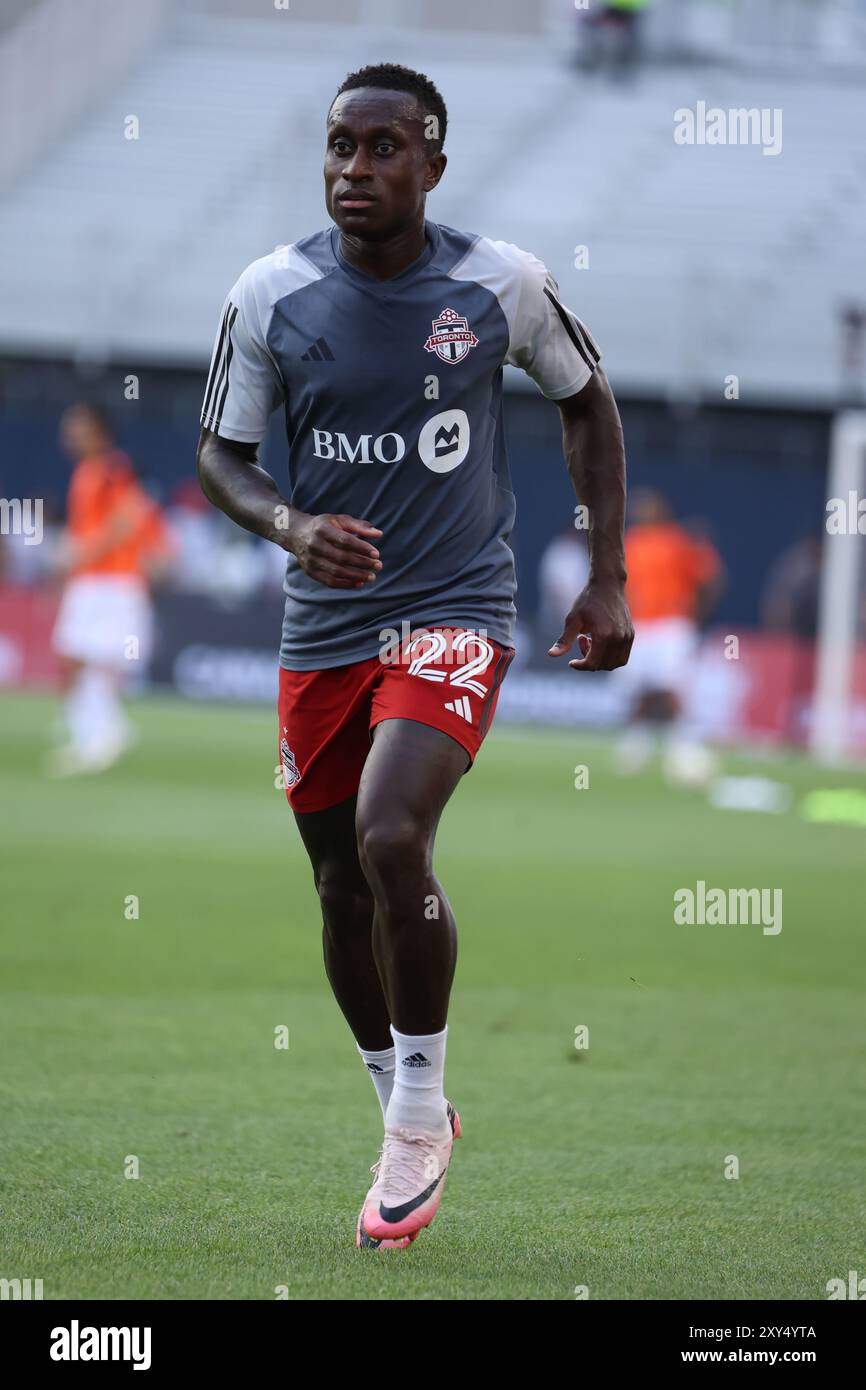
left=501, top=244, right=633, bottom=671
left=548, top=369, right=634, bottom=671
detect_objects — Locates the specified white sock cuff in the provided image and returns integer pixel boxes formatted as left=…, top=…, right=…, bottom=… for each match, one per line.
left=356, top=1043, right=396, bottom=1064
left=389, top=1025, right=448, bottom=1048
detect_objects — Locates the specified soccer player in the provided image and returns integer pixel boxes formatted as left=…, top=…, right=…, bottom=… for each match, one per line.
left=196, top=64, right=633, bottom=1248
left=51, top=403, right=171, bottom=775
left=616, top=488, right=722, bottom=783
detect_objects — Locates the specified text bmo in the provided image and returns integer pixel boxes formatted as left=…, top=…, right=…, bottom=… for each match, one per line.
left=311, top=411, right=470, bottom=473
left=312, top=429, right=406, bottom=464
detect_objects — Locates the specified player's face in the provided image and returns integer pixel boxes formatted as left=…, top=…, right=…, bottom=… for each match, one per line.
left=324, top=89, right=444, bottom=239
left=59, top=408, right=107, bottom=461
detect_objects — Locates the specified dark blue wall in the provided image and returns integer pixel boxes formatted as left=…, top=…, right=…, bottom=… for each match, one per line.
left=0, top=357, right=830, bottom=627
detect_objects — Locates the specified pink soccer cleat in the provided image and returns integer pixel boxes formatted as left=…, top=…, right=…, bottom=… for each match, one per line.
left=357, top=1102, right=461, bottom=1247
left=356, top=1143, right=418, bottom=1250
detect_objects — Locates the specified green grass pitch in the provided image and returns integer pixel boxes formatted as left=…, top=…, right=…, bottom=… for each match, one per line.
left=1, top=691, right=864, bottom=1300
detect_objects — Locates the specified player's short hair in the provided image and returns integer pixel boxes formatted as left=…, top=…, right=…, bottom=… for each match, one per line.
left=330, top=63, right=447, bottom=154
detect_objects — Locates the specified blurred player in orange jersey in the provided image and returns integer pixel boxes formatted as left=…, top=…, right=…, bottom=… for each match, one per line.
left=50, top=403, right=172, bottom=775
left=616, top=487, right=723, bottom=784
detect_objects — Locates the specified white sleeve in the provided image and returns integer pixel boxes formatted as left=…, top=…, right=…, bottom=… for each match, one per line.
left=200, top=263, right=285, bottom=442
left=505, top=251, right=601, bottom=400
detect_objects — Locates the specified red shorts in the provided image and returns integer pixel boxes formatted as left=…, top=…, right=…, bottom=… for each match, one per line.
left=278, top=626, right=515, bottom=813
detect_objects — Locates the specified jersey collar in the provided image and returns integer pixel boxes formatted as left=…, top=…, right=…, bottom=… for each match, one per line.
left=330, top=220, right=439, bottom=290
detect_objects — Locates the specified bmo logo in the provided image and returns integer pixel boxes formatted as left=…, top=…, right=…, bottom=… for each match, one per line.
left=312, top=429, right=405, bottom=464
left=310, top=409, right=470, bottom=474
left=418, top=409, right=470, bottom=474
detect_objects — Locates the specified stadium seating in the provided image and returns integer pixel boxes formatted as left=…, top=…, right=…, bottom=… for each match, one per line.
left=0, top=9, right=863, bottom=401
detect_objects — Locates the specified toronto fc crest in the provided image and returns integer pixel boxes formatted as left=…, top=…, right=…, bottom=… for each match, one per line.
left=280, top=733, right=300, bottom=788
left=423, top=307, right=479, bottom=364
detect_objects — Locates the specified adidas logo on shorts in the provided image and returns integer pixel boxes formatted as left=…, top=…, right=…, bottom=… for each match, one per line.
left=444, top=696, right=472, bottom=722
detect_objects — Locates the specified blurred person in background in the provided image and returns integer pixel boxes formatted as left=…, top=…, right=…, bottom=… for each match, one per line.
left=760, top=532, right=825, bottom=744
left=166, top=477, right=286, bottom=601
left=164, top=477, right=223, bottom=594
left=760, top=534, right=822, bottom=640
left=578, top=0, right=650, bottom=81
left=616, top=486, right=722, bottom=784
left=49, top=403, right=173, bottom=775
left=537, top=523, right=589, bottom=654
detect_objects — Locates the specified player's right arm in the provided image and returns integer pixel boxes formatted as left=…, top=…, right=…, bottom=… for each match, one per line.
left=195, top=261, right=382, bottom=589
left=197, top=428, right=381, bottom=590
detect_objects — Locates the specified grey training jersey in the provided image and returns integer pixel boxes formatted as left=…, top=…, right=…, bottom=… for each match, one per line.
left=201, top=221, right=600, bottom=670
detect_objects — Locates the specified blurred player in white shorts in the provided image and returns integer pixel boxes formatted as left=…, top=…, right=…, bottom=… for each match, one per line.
left=50, top=403, right=171, bottom=775
left=616, top=489, right=722, bottom=784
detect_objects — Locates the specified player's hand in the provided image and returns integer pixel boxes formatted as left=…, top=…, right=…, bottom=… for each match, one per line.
left=288, top=512, right=383, bottom=589
left=548, top=580, right=634, bottom=671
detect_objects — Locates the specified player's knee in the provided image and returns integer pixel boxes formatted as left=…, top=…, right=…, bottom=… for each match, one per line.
left=357, top=816, right=427, bottom=886
left=316, top=873, right=372, bottom=936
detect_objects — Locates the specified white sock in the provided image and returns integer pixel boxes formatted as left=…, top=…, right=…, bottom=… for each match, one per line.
left=66, top=668, right=128, bottom=756
left=615, top=722, right=654, bottom=772
left=386, top=1025, right=449, bottom=1136
left=356, top=1043, right=395, bottom=1119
